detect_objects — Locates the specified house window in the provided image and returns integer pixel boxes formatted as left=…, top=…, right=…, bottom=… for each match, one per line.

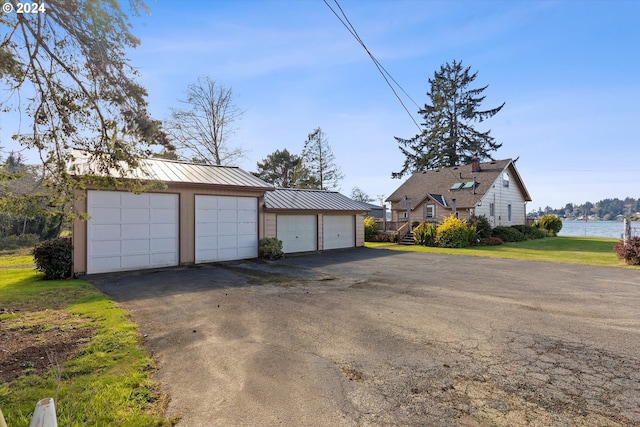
left=424, top=204, right=435, bottom=219
left=489, top=202, right=495, bottom=217
left=503, top=172, right=510, bottom=188
left=508, top=204, right=512, bottom=222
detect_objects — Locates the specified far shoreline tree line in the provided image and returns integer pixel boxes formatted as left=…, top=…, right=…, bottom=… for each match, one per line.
left=532, top=198, right=640, bottom=222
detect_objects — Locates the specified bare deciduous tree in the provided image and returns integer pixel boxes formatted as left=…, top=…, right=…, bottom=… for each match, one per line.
left=166, top=76, right=247, bottom=166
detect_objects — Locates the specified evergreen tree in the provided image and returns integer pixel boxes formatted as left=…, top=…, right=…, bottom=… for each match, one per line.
left=253, top=149, right=309, bottom=188
left=393, top=60, right=504, bottom=178
left=302, top=127, right=343, bottom=190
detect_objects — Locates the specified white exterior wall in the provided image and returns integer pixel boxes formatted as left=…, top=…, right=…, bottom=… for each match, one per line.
left=476, top=171, right=527, bottom=227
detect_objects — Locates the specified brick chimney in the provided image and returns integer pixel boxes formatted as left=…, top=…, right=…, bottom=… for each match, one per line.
left=471, top=155, right=481, bottom=172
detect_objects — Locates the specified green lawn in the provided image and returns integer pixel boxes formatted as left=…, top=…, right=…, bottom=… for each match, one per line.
left=0, top=255, right=175, bottom=426
left=366, top=236, right=637, bottom=269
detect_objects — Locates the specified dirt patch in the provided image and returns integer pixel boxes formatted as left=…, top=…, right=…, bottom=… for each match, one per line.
left=0, top=308, right=95, bottom=383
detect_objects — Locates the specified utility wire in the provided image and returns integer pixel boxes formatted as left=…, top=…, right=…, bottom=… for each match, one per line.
left=323, top=0, right=423, bottom=132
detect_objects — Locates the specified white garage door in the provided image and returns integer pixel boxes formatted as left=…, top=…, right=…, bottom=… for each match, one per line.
left=277, top=215, right=317, bottom=253
left=195, top=195, right=258, bottom=263
left=323, top=215, right=355, bottom=250
left=87, top=191, right=179, bottom=274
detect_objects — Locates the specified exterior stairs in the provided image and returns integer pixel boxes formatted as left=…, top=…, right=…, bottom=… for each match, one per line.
left=399, top=232, right=414, bottom=245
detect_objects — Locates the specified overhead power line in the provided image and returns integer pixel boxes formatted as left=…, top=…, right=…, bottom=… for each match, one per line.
left=323, top=0, right=423, bottom=132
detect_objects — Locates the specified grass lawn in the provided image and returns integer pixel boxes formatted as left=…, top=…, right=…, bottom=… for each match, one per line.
left=366, top=236, right=638, bottom=269
left=0, top=252, right=174, bottom=426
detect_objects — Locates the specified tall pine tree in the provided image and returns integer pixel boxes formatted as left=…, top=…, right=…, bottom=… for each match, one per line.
left=393, top=60, right=504, bottom=178
left=302, top=127, right=343, bottom=191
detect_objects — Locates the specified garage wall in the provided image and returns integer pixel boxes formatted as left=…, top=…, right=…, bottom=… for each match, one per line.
left=263, top=211, right=366, bottom=253
left=355, top=214, right=365, bottom=247
left=73, top=185, right=266, bottom=274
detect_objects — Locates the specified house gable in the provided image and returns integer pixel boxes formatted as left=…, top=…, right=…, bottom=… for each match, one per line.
left=386, top=159, right=532, bottom=225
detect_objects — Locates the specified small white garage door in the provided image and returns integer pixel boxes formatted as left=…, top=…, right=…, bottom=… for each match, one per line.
left=195, top=195, right=258, bottom=263
left=277, top=215, right=317, bottom=253
left=87, top=191, right=179, bottom=274
left=323, top=215, right=355, bottom=250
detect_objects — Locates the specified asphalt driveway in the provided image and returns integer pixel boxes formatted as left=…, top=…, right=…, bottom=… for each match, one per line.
left=91, top=248, right=640, bottom=426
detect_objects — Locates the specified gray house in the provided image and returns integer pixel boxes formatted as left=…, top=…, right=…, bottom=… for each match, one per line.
left=386, top=158, right=532, bottom=227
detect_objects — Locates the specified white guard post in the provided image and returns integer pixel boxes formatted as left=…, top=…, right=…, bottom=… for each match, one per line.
left=29, top=398, right=58, bottom=427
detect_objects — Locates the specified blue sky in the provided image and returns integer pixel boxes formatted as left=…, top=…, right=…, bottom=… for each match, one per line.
left=3, top=0, right=639, bottom=210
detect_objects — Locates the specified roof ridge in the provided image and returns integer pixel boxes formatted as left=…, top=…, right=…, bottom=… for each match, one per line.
left=146, top=157, right=240, bottom=169
left=273, top=187, right=339, bottom=193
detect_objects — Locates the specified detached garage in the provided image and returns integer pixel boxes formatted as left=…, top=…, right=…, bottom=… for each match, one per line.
left=71, top=156, right=273, bottom=275
left=263, top=188, right=369, bottom=254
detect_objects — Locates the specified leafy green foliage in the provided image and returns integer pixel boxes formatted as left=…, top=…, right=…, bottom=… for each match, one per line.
left=364, top=216, right=378, bottom=241
left=0, top=234, right=39, bottom=250
left=253, top=149, right=307, bottom=188
left=469, top=215, right=492, bottom=239
left=393, top=60, right=504, bottom=178
left=436, top=215, right=476, bottom=248
left=613, top=237, right=640, bottom=265
left=492, top=226, right=526, bottom=242
left=512, top=224, right=546, bottom=240
left=259, top=238, right=284, bottom=260
left=413, top=222, right=437, bottom=246
left=31, top=238, right=73, bottom=280
left=535, top=215, right=563, bottom=236
left=2, top=0, right=171, bottom=219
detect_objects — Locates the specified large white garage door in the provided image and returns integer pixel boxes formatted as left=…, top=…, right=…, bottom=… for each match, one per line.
left=277, top=215, right=317, bottom=253
left=323, top=215, right=355, bottom=250
left=87, top=191, right=179, bottom=274
left=195, top=195, right=258, bottom=263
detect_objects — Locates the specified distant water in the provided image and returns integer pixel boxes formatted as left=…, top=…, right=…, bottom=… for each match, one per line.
left=559, top=220, right=640, bottom=239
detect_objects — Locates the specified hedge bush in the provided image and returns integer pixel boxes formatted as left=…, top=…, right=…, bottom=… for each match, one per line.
left=512, top=224, right=546, bottom=240
left=469, top=215, right=492, bottom=239
left=436, top=215, right=476, bottom=248
left=413, top=221, right=436, bottom=246
left=492, top=226, right=527, bottom=242
left=32, top=237, right=73, bottom=280
left=259, top=238, right=284, bottom=260
left=613, top=237, right=640, bottom=265
left=364, top=216, right=378, bottom=241
left=535, top=215, right=563, bottom=236
left=0, top=233, right=40, bottom=250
